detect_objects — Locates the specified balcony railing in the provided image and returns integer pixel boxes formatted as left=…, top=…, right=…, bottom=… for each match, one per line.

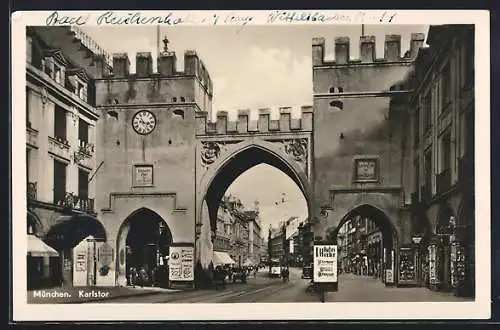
left=27, top=181, right=37, bottom=200
left=55, top=192, right=95, bottom=213
left=78, top=140, right=95, bottom=156
left=436, top=168, right=452, bottom=195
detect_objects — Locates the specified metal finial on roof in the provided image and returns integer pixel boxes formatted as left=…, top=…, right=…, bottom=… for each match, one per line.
left=162, top=36, right=170, bottom=52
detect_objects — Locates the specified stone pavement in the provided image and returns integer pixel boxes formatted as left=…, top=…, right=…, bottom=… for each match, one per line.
left=27, top=285, right=178, bottom=304
left=325, top=273, right=473, bottom=302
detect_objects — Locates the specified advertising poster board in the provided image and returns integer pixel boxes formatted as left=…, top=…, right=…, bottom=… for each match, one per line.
left=313, top=244, right=338, bottom=292
left=169, top=245, right=194, bottom=281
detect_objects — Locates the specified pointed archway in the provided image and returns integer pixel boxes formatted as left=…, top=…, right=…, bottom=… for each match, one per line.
left=328, top=204, right=398, bottom=284
left=116, top=207, right=173, bottom=287
left=196, top=142, right=311, bottom=287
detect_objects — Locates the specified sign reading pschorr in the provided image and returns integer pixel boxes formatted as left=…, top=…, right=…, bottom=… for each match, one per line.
left=313, top=244, right=338, bottom=286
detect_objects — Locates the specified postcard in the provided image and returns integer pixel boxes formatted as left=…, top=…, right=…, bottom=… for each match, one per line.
left=11, top=9, right=490, bottom=321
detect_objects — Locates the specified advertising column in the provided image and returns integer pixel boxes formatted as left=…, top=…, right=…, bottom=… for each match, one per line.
left=313, top=242, right=338, bottom=302
left=169, top=243, right=195, bottom=289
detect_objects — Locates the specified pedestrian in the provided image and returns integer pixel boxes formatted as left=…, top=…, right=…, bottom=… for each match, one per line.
left=128, top=266, right=137, bottom=288
left=253, top=267, right=257, bottom=278
left=139, top=266, right=148, bottom=288
left=151, top=267, right=156, bottom=287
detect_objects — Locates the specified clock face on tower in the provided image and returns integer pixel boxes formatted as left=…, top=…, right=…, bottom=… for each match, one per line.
left=132, top=110, right=156, bottom=135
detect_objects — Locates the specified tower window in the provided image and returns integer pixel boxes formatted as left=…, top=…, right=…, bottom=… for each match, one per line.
left=173, top=109, right=185, bottom=119
left=329, top=100, right=344, bottom=110
left=329, top=87, right=336, bottom=93
left=107, top=110, right=118, bottom=120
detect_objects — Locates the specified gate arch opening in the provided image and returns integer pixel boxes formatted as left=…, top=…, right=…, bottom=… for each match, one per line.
left=201, top=144, right=311, bottom=235
left=116, top=208, right=173, bottom=287
left=327, top=204, right=397, bottom=279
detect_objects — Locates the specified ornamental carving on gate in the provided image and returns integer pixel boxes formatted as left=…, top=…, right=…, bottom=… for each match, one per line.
left=201, top=141, right=221, bottom=167
left=200, top=140, right=244, bottom=169
left=283, top=138, right=308, bottom=162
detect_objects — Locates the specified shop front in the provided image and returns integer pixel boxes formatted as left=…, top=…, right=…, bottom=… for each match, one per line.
left=27, top=234, right=60, bottom=290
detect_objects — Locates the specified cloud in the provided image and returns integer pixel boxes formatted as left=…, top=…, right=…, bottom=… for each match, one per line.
left=212, top=46, right=312, bottom=120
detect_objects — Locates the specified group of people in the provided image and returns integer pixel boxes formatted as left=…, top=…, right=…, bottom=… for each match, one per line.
left=128, top=265, right=169, bottom=288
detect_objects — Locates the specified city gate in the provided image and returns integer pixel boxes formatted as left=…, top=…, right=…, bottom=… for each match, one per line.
left=194, top=107, right=313, bottom=275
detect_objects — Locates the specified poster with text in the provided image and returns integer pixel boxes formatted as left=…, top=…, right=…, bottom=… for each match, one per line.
left=169, top=245, right=194, bottom=281
left=313, top=245, right=337, bottom=283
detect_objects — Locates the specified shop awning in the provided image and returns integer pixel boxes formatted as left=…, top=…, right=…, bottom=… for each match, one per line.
left=213, top=251, right=236, bottom=266
left=27, top=234, right=59, bottom=257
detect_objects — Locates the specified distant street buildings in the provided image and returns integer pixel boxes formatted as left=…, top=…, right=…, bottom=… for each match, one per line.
left=213, top=195, right=263, bottom=268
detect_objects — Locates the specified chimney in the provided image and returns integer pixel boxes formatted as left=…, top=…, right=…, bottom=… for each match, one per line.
left=158, top=51, right=177, bottom=76
left=312, top=37, right=325, bottom=66
left=112, top=53, right=130, bottom=77
left=334, top=37, right=350, bottom=65
left=360, top=35, right=376, bottom=63
left=136, top=52, right=152, bottom=77
left=384, top=35, right=401, bottom=61
left=409, top=33, right=425, bottom=59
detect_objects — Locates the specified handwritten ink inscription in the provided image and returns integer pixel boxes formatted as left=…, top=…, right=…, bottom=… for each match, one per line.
left=43, top=10, right=397, bottom=27
left=46, top=11, right=89, bottom=26
left=96, top=11, right=184, bottom=25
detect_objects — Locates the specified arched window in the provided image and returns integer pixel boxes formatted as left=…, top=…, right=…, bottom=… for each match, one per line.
left=180, top=97, right=185, bottom=102
left=338, top=87, right=344, bottom=93
left=172, top=97, right=177, bottom=102
left=329, top=87, right=336, bottom=93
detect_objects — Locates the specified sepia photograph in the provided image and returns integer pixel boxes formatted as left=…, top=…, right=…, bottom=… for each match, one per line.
left=12, top=10, right=490, bottom=321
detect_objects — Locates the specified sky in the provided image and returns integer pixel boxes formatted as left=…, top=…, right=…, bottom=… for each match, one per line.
left=80, top=24, right=429, bottom=232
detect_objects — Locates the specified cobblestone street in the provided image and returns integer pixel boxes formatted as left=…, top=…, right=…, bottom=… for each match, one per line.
left=28, top=268, right=472, bottom=304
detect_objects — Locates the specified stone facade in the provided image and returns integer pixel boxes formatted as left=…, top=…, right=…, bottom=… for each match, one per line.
left=213, top=196, right=262, bottom=266
left=93, top=47, right=213, bottom=286
left=310, top=33, right=426, bottom=285
left=408, top=25, right=475, bottom=297
left=26, top=26, right=111, bottom=288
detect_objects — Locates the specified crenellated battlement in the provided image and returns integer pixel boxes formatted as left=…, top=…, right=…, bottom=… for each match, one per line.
left=196, top=106, right=313, bottom=135
left=107, top=50, right=213, bottom=96
left=312, top=33, right=425, bottom=66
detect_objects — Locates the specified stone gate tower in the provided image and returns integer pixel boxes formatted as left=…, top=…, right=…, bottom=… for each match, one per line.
left=93, top=46, right=213, bottom=286
left=311, top=33, right=425, bottom=281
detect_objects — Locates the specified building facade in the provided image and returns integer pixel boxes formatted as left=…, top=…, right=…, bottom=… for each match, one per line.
left=311, top=32, right=425, bottom=286
left=213, top=195, right=262, bottom=267
left=297, top=220, right=313, bottom=266
left=408, top=24, right=475, bottom=297
left=26, top=26, right=112, bottom=289
left=268, top=226, right=284, bottom=263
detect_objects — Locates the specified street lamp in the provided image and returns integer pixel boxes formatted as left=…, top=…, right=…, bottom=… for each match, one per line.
left=157, top=221, right=166, bottom=267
